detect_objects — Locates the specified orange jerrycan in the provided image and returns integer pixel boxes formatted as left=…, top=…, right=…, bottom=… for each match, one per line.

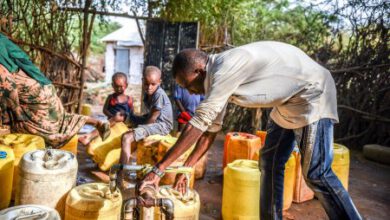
left=255, top=130, right=267, bottom=147
left=332, top=143, right=350, bottom=190
left=222, top=159, right=260, bottom=220
left=292, top=151, right=314, bottom=203
left=223, top=132, right=262, bottom=168
left=0, top=146, right=14, bottom=209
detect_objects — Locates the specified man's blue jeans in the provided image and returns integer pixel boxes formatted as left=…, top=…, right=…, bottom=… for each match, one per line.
left=260, top=118, right=362, bottom=220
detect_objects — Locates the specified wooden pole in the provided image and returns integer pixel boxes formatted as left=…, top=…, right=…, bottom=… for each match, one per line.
left=77, top=0, right=92, bottom=113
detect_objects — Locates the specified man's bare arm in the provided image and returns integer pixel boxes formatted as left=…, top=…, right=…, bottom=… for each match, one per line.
left=156, top=124, right=204, bottom=171
left=183, top=131, right=217, bottom=167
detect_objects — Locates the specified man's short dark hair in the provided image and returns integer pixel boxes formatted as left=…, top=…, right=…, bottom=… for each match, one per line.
left=112, top=72, right=128, bottom=83
left=172, top=49, right=207, bottom=78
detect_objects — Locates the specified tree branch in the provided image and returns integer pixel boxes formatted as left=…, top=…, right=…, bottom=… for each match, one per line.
left=59, top=7, right=150, bottom=20
left=338, top=104, right=390, bottom=123
left=6, top=35, right=82, bottom=68
left=335, top=128, right=369, bottom=142
left=331, top=63, right=390, bottom=74
left=132, top=9, right=145, bottom=45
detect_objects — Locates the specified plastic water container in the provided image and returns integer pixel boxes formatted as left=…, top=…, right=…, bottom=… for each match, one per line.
left=292, top=151, right=314, bottom=203
left=283, top=153, right=296, bottom=210
left=65, top=183, right=122, bottom=220
left=223, top=132, right=262, bottom=168
left=60, top=134, right=78, bottom=156
left=154, top=186, right=200, bottom=220
left=332, top=143, right=350, bottom=190
left=157, top=137, right=195, bottom=188
left=0, top=204, right=60, bottom=220
left=222, top=160, right=260, bottom=220
left=0, top=133, right=45, bottom=198
left=81, top=104, right=92, bottom=116
left=87, top=122, right=128, bottom=156
left=16, top=149, right=78, bottom=218
left=0, top=146, right=14, bottom=209
left=255, top=130, right=267, bottom=147
left=137, top=135, right=168, bottom=165
left=87, top=122, right=129, bottom=171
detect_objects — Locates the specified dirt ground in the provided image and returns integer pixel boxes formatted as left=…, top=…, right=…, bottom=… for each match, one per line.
left=77, top=129, right=390, bottom=220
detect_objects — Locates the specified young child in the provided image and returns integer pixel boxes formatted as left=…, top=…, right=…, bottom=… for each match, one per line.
left=174, top=84, right=204, bottom=132
left=118, top=66, right=173, bottom=164
left=78, top=72, right=133, bottom=145
left=103, top=72, right=134, bottom=120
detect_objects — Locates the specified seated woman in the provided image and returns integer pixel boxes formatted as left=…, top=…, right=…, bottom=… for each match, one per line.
left=0, top=34, right=110, bottom=148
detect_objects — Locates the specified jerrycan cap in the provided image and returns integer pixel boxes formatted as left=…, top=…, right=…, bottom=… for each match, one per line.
left=0, top=151, right=7, bottom=159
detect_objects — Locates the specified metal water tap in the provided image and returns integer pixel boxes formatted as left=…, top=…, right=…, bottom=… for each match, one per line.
left=109, top=164, right=144, bottom=193
left=109, top=164, right=193, bottom=220
left=123, top=186, right=174, bottom=220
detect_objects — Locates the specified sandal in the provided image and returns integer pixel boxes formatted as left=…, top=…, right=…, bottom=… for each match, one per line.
left=97, top=122, right=111, bottom=141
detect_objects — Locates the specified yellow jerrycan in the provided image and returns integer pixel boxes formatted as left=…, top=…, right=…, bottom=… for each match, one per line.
left=0, top=204, right=61, bottom=220
left=60, top=134, right=79, bottom=156
left=154, top=186, right=201, bottom=220
left=222, top=159, right=260, bottom=220
left=81, top=104, right=92, bottom=116
left=87, top=122, right=128, bottom=156
left=16, top=149, right=78, bottom=218
left=332, top=143, right=350, bottom=190
left=0, top=133, right=45, bottom=198
left=157, top=137, right=195, bottom=188
left=0, top=145, right=14, bottom=209
left=137, top=134, right=168, bottom=165
left=65, top=182, right=122, bottom=220
left=283, top=153, right=296, bottom=210
left=87, top=122, right=129, bottom=171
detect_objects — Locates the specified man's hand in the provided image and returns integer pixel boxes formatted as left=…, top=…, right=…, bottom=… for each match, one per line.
left=139, top=171, right=161, bottom=191
left=173, top=173, right=189, bottom=195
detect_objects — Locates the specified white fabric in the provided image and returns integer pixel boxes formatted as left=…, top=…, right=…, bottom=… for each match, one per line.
left=189, top=41, right=339, bottom=132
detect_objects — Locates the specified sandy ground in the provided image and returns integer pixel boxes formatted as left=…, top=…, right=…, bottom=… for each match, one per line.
left=77, top=131, right=390, bottom=220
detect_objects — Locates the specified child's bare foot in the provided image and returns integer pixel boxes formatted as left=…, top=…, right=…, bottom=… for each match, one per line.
left=78, top=134, right=91, bottom=146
